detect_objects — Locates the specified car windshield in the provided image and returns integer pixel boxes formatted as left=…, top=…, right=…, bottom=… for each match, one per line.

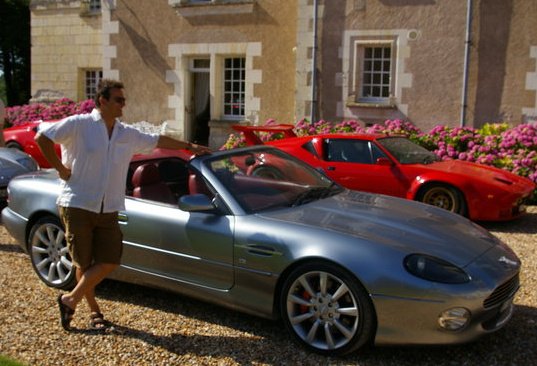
left=205, top=148, right=342, bottom=213
left=377, top=137, right=439, bottom=164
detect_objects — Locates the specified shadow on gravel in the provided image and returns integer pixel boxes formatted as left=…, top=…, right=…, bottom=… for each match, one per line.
left=0, top=243, right=24, bottom=253
left=479, top=209, right=537, bottom=234
left=94, top=280, right=537, bottom=365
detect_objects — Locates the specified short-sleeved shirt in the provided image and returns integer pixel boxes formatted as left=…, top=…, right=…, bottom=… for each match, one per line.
left=41, top=109, right=159, bottom=213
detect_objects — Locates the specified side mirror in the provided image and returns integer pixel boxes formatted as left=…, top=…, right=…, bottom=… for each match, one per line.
left=376, top=157, right=394, bottom=166
left=179, top=194, right=215, bottom=212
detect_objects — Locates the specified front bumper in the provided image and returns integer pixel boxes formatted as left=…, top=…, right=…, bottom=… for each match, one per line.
left=370, top=244, right=520, bottom=346
left=1, top=206, right=29, bottom=253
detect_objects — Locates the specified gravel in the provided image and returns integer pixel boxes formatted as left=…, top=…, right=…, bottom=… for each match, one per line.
left=1, top=207, right=536, bottom=366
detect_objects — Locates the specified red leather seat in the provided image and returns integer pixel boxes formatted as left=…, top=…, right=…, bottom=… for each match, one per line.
left=188, top=173, right=211, bottom=197
left=132, top=163, right=176, bottom=204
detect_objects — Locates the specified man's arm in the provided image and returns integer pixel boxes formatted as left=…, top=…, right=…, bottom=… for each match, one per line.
left=156, top=135, right=211, bottom=155
left=35, top=133, right=72, bottom=180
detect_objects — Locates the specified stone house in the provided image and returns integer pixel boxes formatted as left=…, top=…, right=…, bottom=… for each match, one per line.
left=30, top=0, right=537, bottom=148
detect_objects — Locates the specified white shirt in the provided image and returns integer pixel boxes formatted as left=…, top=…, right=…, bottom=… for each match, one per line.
left=41, top=109, right=159, bottom=213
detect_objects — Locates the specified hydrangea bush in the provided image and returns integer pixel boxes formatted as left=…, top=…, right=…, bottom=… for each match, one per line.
left=4, top=98, right=95, bottom=127
left=222, top=118, right=537, bottom=201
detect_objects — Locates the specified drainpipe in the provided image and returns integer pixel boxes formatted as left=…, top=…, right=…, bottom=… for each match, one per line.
left=460, top=0, right=472, bottom=127
left=310, top=0, right=319, bottom=124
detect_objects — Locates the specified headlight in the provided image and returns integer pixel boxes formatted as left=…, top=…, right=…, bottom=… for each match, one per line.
left=404, top=254, right=470, bottom=284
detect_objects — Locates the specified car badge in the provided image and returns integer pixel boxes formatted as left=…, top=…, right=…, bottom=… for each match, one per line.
left=498, top=256, right=519, bottom=268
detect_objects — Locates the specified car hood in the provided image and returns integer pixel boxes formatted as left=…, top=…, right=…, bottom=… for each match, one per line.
left=259, top=190, right=503, bottom=267
left=0, top=148, right=38, bottom=184
left=420, top=160, right=534, bottom=188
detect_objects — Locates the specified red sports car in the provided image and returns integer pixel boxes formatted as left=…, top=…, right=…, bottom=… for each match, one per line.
left=3, top=120, right=61, bottom=168
left=233, top=124, right=536, bottom=221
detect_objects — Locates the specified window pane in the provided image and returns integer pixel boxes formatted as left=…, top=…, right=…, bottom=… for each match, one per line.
left=374, top=48, right=382, bottom=58
left=372, top=86, right=380, bottom=96
left=374, top=61, right=382, bottom=72
left=373, top=74, right=381, bottom=84
left=193, top=59, right=210, bottom=69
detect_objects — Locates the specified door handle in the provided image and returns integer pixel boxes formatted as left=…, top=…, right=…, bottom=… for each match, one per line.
left=118, top=212, right=128, bottom=223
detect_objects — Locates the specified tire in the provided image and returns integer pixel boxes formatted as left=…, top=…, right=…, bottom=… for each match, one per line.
left=251, top=165, right=284, bottom=180
left=6, top=141, right=23, bottom=151
left=280, top=261, right=376, bottom=356
left=417, top=183, right=467, bottom=216
left=27, top=216, right=76, bottom=290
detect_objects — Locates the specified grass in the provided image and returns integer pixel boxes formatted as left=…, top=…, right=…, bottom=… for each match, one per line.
left=0, top=355, right=25, bottom=366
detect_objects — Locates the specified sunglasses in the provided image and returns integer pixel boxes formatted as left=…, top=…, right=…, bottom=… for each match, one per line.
left=112, top=96, right=126, bottom=104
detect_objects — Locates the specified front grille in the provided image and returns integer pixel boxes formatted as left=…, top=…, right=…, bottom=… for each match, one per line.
left=483, top=274, right=520, bottom=309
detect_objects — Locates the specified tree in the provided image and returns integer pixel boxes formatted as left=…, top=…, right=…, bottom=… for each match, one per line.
left=0, top=0, right=31, bottom=106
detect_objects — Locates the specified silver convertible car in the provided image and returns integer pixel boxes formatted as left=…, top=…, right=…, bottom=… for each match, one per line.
left=2, top=145, right=521, bottom=355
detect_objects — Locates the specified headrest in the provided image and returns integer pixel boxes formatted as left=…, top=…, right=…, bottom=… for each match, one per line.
left=132, top=164, right=160, bottom=187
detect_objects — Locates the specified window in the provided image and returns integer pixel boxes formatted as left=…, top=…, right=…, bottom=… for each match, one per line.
left=88, top=0, right=101, bottom=12
left=353, top=41, right=395, bottom=104
left=171, top=1, right=256, bottom=17
left=223, top=57, right=245, bottom=119
left=325, top=139, right=383, bottom=164
left=85, top=70, right=102, bottom=100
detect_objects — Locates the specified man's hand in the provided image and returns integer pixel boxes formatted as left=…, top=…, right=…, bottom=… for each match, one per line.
left=157, top=135, right=211, bottom=155
left=58, top=166, right=72, bottom=181
left=186, top=143, right=211, bottom=155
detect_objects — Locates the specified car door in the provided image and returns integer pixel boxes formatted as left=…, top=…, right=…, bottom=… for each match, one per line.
left=322, top=138, right=409, bottom=197
left=119, top=198, right=235, bottom=290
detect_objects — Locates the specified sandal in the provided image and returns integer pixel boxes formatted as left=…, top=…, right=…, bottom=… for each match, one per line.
left=57, top=294, right=75, bottom=331
left=89, top=312, right=110, bottom=331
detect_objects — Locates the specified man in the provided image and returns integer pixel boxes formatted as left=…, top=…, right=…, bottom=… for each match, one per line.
left=35, top=79, right=210, bottom=331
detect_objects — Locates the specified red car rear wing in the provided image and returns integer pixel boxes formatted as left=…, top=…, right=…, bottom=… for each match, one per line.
left=232, top=124, right=297, bottom=145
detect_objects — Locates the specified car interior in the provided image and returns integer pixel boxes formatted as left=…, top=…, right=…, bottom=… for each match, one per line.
left=127, top=158, right=213, bottom=205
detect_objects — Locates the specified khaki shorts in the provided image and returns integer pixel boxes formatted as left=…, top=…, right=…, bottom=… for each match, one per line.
left=59, top=206, right=123, bottom=270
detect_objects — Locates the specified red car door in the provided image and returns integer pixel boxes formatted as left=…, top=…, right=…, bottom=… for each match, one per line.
left=320, top=138, right=410, bottom=197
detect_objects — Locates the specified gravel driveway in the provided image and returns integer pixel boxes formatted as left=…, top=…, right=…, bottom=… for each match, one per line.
left=1, top=207, right=536, bottom=366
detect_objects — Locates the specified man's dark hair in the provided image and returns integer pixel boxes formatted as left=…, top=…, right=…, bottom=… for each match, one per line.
left=95, top=79, right=124, bottom=107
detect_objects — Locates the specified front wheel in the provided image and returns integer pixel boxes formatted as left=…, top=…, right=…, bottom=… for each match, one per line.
left=280, top=261, right=376, bottom=356
left=27, top=216, right=76, bottom=290
left=417, top=184, right=467, bottom=216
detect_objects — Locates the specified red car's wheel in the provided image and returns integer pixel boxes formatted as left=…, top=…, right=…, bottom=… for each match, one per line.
left=417, top=184, right=467, bottom=216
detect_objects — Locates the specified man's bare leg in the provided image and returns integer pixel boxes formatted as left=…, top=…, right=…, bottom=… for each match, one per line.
left=60, top=263, right=118, bottom=313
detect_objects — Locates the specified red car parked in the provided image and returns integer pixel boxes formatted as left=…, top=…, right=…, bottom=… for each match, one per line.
left=234, top=124, right=536, bottom=221
left=3, top=120, right=61, bottom=168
